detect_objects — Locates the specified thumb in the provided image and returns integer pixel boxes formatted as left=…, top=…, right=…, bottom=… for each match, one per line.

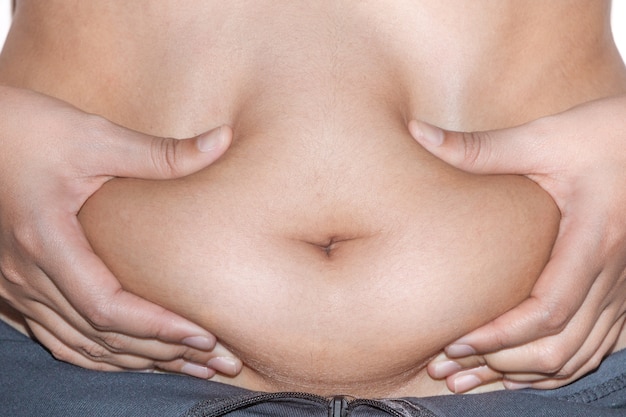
left=91, top=123, right=233, bottom=180
left=408, top=119, right=543, bottom=175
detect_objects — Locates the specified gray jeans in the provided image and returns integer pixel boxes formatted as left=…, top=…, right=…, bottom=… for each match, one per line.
left=1, top=320, right=624, bottom=417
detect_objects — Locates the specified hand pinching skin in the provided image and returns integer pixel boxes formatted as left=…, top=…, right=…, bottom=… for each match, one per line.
left=410, top=95, right=626, bottom=392
left=0, top=85, right=241, bottom=378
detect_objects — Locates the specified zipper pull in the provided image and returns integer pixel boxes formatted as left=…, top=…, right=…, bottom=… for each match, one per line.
left=329, top=396, right=349, bottom=417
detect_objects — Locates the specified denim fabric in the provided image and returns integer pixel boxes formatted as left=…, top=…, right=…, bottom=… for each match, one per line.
left=0, top=320, right=249, bottom=417
left=2, top=320, right=625, bottom=417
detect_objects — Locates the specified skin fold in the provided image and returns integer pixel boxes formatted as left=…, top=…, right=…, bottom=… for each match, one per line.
left=0, top=0, right=624, bottom=396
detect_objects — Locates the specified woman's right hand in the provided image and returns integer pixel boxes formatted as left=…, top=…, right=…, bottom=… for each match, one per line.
left=0, top=85, right=242, bottom=378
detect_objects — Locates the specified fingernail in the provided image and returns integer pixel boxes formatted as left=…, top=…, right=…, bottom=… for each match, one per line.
left=196, top=126, right=225, bottom=152
left=183, top=336, right=215, bottom=350
left=181, top=362, right=214, bottom=379
left=207, top=357, right=242, bottom=376
left=410, top=120, right=444, bottom=146
left=453, top=374, right=482, bottom=393
left=446, top=344, right=477, bottom=358
left=430, top=360, right=463, bottom=379
left=504, top=381, right=532, bottom=390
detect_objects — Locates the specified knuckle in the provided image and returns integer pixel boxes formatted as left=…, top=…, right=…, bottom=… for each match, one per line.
left=83, top=113, right=117, bottom=139
left=82, top=302, right=116, bottom=331
left=585, top=353, right=604, bottom=373
left=558, top=352, right=603, bottom=379
left=0, top=257, right=24, bottom=288
left=8, top=222, right=45, bottom=259
left=150, top=137, right=182, bottom=177
left=533, top=344, right=569, bottom=374
left=460, top=131, right=491, bottom=170
left=94, top=332, right=127, bottom=354
left=49, top=340, right=110, bottom=365
left=77, top=341, right=112, bottom=362
left=534, top=300, right=571, bottom=335
left=489, top=325, right=513, bottom=351
left=48, top=344, right=75, bottom=364
left=556, top=363, right=577, bottom=379
left=0, top=244, right=39, bottom=293
left=460, top=132, right=482, bottom=168
left=37, top=332, right=83, bottom=366
left=77, top=113, right=119, bottom=153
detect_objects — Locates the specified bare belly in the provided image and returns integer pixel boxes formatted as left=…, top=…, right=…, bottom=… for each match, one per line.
left=4, top=0, right=626, bottom=398
left=73, top=25, right=560, bottom=392
left=79, top=121, right=558, bottom=397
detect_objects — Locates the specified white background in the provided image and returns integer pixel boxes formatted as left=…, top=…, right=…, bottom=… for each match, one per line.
left=0, top=2, right=625, bottom=65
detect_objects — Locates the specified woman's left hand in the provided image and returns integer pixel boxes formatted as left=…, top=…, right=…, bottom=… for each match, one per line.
left=408, top=94, right=626, bottom=393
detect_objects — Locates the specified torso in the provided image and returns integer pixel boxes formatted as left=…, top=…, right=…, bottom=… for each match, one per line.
left=1, top=0, right=626, bottom=397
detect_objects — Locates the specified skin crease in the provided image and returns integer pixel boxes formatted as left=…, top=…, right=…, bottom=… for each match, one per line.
left=0, top=0, right=625, bottom=397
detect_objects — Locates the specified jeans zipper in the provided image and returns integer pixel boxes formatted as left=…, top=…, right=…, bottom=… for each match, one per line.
left=329, top=395, right=349, bottom=417
left=199, top=391, right=329, bottom=416
left=346, top=398, right=418, bottom=417
left=188, top=392, right=424, bottom=417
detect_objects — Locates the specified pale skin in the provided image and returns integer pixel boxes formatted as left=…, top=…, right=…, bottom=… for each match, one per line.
left=0, top=0, right=625, bottom=395
left=0, top=86, right=241, bottom=377
left=413, top=94, right=626, bottom=392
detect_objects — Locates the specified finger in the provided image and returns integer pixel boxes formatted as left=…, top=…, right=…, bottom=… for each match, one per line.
left=40, top=219, right=217, bottom=350
left=447, top=366, right=502, bottom=394
left=32, top=321, right=217, bottom=379
left=543, top=305, right=626, bottom=381
left=437, top=313, right=622, bottom=391
left=205, top=342, right=244, bottom=377
left=502, top=323, right=620, bottom=390
left=408, top=119, right=552, bottom=175
left=428, top=353, right=486, bottom=379
left=23, top=298, right=218, bottom=365
left=26, top=311, right=227, bottom=378
left=499, top=313, right=625, bottom=388
left=450, top=275, right=620, bottom=382
left=81, top=121, right=233, bottom=180
left=521, top=319, right=624, bottom=390
left=445, top=208, right=602, bottom=358
left=26, top=318, right=146, bottom=371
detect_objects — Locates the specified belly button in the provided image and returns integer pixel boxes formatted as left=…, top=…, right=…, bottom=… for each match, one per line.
left=305, top=235, right=360, bottom=259
left=321, top=242, right=335, bottom=257
left=314, top=236, right=346, bottom=258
